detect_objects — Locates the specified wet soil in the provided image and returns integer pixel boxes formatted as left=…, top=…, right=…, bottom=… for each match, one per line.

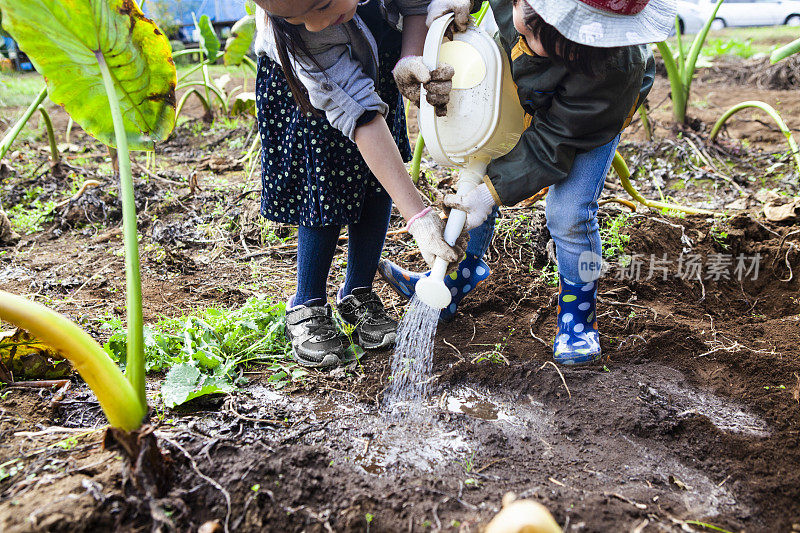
left=1, top=63, right=800, bottom=532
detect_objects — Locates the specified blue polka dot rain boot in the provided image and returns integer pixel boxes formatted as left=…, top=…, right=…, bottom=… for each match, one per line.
left=553, top=275, right=601, bottom=365
left=377, top=254, right=491, bottom=321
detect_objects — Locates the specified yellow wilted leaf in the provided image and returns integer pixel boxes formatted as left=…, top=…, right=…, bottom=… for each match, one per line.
left=0, top=328, right=72, bottom=381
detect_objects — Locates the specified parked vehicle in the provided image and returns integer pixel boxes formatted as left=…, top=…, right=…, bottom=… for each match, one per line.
left=676, top=0, right=709, bottom=33
left=679, top=0, right=800, bottom=30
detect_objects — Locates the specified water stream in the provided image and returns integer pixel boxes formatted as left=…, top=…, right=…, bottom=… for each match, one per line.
left=383, top=294, right=440, bottom=420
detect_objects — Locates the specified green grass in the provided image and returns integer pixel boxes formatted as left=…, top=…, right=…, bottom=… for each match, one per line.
left=0, top=71, right=47, bottom=108
left=667, top=25, right=800, bottom=59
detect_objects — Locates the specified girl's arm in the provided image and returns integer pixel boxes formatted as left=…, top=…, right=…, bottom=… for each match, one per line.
left=354, top=114, right=425, bottom=221
left=354, top=114, right=462, bottom=266
left=400, top=15, right=428, bottom=58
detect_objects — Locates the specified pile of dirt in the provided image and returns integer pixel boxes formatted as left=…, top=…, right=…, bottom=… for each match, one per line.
left=702, top=55, right=800, bottom=91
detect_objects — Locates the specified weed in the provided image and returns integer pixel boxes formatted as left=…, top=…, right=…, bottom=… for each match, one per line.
left=54, top=436, right=78, bottom=450
left=458, top=450, right=476, bottom=474
left=538, top=263, right=559, bottom=287
left=7, top=186, right=56, bottom=234
left=102, top=297, right=301, bottom=406
left=702, top=37, right=755, bottom=59
left=709, top=223, right=730, bottom=250
left=600, top=212, right=631, bottom=260
left=471, top=337, right=510, bottom=365
left=0, top=459, right=23, bottom=482
left=684, top=520, right=735, bottom=533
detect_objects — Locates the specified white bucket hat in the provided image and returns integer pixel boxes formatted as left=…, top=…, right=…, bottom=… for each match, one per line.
left=523, top=0, right=677, bottom=48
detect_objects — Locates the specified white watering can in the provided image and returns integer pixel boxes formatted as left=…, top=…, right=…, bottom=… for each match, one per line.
left=415, top=13, right=527, bottom=310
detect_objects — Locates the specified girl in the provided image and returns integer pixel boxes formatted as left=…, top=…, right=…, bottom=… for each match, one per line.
left=252, top=0, right=471, bottom=367
left=379, top=0, right=674, bottom=365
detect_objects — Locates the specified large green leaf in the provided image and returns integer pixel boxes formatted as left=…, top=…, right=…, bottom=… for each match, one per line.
left=196, top=14, right=221, bottom=62
left=223, top=15, right=255, bottom=67
left=0, top=0, right=176, bottom=151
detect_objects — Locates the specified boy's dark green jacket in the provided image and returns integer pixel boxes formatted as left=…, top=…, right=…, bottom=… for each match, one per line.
left=474, top=0, right=655, bottom=206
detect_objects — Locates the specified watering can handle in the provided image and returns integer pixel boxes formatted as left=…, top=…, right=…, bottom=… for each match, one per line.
left=420, top=13, right=460, bottom=169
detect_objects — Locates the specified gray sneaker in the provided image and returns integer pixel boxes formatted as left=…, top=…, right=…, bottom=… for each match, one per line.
left=337, top=288, right=398, bottom=350
left=284, top=302, right=344, bottom=368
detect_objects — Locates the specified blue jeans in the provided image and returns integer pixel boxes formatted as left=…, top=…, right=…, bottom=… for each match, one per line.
left=545, top=135, right=620, bottom=283
left=467, top=206, right=499, bottom=258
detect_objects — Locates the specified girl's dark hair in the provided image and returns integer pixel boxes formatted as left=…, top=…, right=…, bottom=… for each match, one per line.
left=267, top=13, right=323, bottom=114
left=518, top=0, right=622, bottom=77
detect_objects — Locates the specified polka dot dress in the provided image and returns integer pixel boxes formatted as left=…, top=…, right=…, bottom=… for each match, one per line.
left=255, top=50, right=411, bottom=227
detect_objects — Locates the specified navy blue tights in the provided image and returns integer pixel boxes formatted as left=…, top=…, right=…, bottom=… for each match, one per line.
left=294, top=193, right=392, bottom=306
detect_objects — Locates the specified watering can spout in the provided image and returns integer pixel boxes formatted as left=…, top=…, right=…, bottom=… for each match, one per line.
left=415, top=13, right=525, bottom=310
left=416, top=158, right=488, bottom=310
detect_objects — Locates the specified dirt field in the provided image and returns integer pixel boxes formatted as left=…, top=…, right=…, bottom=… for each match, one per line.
left=1, top=55, right=799, bottom=532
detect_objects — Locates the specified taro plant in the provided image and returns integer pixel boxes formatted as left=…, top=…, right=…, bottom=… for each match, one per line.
left=0, top=0, right=176, bottom=433
left=174, top=6, right=258, bottom=122
left=709, top=101, right=800, bottom=172
left=771, top=37, right=800, bottom=64
left=656, top=0, right=725, bottom=123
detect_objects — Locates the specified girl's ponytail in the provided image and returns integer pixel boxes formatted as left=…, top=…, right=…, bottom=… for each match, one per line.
left=268, top=14, right=324, bottom=115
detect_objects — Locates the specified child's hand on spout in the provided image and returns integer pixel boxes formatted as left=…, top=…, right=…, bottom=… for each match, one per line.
left=406, top=208, right=468, bottom=269
left=443, top=183, right=498, bottom=231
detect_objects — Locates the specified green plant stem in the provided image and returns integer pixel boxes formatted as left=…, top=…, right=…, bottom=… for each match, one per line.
left=709, top=101, right=800, bottom=172
left=177, top=60, right=206, bottom=83
left=176, top=88, right=212, bottom=119
left=655, top=41, right=687, bottom=123
left=172, top=48, right=203, bottom=59
left=612, top=152, right=720, bottom=216
left=96, top=51, right=146, bottom=408
left=675, top=16, right=686, bottom=79
left=411, top=135, right=425, bottom=184
left=683, top=0, right=724, bottom=90
left=176, top=81, right=228, bottom=113
left=65, top=117, right=74, bottom=143
left=0, top=86, right=48, bottom=161
left=474, top=1, right=490, bottom=25
left=37, top=106, right=60, bottom=165
left=242, top=55, right=258, bottom=73
left=638, top=105, right=652, bottom=141
left=0, top=290, right=145, bottom=431
left=201, top=63, right=213, bottom=120
left=771, top=37, right=800, bottom=64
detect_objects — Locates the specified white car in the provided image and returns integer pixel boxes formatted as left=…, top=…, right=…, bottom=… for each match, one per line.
left=683, top=0, right=800, bottom=29
left=676, top=0, right=710, bottom=33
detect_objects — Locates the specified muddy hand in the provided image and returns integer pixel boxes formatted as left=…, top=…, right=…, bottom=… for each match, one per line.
left=426, top=0, right=473, bottom=32
left=406, top=208, right=462, bottom=269
left=426, top=64, right=454, bottom=117
left=393, top=58, right=454, bottom=116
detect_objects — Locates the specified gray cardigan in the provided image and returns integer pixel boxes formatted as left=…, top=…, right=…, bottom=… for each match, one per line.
left=255, top=0, right=429, bottom=141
